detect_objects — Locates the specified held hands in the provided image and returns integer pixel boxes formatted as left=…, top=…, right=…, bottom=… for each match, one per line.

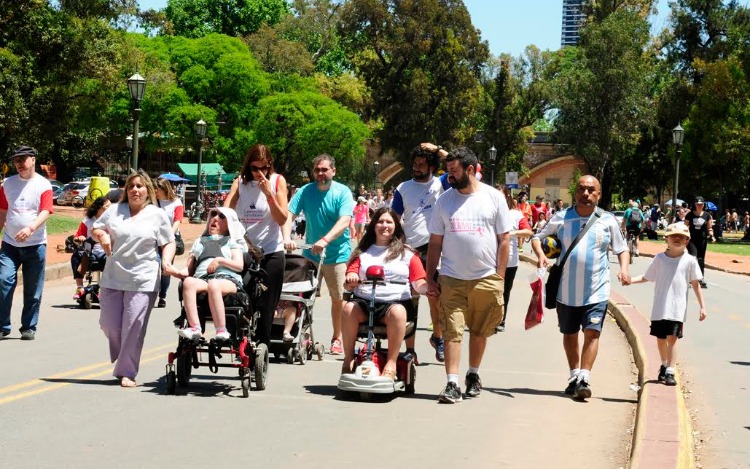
left=162, top=263, right=186, bottom=279
left=426, top=279, right=441, bottom=298
left=618, top=271, right=632, bottom=285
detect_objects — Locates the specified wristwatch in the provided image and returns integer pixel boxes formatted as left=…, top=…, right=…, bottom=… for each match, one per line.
left=434, top=145, right=442, bottom=154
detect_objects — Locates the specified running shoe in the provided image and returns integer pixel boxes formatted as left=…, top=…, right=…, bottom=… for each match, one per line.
left=157, top=298, right=166, bottom=308
left=575, top=379, right=592, bottom=399
left=465, top=372, right=482, bottom=398
left=20, top=329, right=35, bottom=341
left=215, top=328, right=230, bottom=341
left=438, top=382, right=463, bottom=404
left=664, top=372, right=677, bottom=386
left=564, top=377, right=577, bottom=396
left=178, top=326, right=202, bottom=340
left=657, top=365, right=666, bottom=383
left=282, top=332, right=294, bottom=342
left=329, top=339, right=343, bottom=355
left=73, top=287, right=85, bottom=300
left=429, top=335, right=445, bottom=362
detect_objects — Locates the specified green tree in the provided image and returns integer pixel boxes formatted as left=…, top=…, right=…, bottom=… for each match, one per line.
left=164, top=0, right=289, bottom=39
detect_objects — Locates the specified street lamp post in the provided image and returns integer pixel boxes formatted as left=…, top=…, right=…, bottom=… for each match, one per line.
left=488, top=145, right=497, bottom=187
left=127, top=73, right=146, bottom=171
left=373, top=160, right=380, bottom=190
left=671, top=123, right=684, bottom=223
left=190, top=119, right=207, bottom=223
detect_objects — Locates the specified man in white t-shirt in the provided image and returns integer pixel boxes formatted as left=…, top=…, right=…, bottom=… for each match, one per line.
left=392, top=143, right=451, bottom=363
left=426, top=147, right=511, bottom=403
left=0, top=146, right=54, bottom=340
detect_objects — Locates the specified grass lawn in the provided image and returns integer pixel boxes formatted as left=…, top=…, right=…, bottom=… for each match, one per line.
left=644, top=234, right=750, bottom=257
left=46, top=214, right=81, bottom=235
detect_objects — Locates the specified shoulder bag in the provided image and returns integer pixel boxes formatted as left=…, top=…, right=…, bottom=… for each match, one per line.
left=545, top=207, right=602, bottom=309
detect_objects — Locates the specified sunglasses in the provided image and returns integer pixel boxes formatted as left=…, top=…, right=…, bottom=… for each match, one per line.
left=251, top=165, right=270, bottom=172
left=209, top=210, right=226, bottom=220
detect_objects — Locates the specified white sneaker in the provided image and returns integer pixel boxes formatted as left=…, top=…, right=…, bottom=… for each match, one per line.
left=178, top=326, right=202, bottom=340
left=215, top=328, right=231, bottom=341
left=282, top=332, right=294, bottom=342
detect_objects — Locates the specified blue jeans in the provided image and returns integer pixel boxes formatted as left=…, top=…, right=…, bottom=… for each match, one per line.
left=0, top=241, right=46, bottom=333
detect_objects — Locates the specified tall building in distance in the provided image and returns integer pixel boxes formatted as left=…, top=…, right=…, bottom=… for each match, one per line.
left=561, top=0, right=586, bottom=46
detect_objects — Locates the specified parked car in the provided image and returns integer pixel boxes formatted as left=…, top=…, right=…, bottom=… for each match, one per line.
left=51, top=185, right=63, bottom=204
left=57, top=182, right=89, bottom=207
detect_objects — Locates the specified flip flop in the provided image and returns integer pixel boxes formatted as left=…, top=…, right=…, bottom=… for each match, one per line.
left=120, top=377, right=137, bottom=388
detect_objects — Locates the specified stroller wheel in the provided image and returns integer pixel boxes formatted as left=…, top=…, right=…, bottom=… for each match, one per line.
left=297, top=344, right=307, bottom=365
left=315, top=343, right=325, bottom=361
left=254, top=343, right=269, bottom=391
left=166, top=371, right=177, bottom=395
left=241, top=377, right=250, bottom=398
left=80, top=293, right=92, bottom=310
left=286, top=347, right=295, bottom=365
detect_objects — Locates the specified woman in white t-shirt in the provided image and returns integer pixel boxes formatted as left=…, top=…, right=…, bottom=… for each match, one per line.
left=155, top=178, right=185, bottom=308
left=341, top=207, right=428, bottom=380
left=92, top=171, right=175, bottom=388
left=225, top=143, right=288, bottom=347
left=497, top=187, right=533, bottom=332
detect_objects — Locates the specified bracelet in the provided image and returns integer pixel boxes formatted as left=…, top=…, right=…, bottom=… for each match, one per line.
left=321, top=236, right=330, bottom=244
left=434, top=145, right=442, bottom=154
left=28, top=226, right=35, bottom=233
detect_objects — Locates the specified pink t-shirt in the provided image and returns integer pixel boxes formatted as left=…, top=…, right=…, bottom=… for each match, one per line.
left=353, top=203, right=368, bottom=224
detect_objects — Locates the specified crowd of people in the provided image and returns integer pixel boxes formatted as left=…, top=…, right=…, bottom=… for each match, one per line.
left=0, top=143, right=710, bottom=402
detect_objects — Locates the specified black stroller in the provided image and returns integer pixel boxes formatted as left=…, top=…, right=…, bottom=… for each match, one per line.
left=68, top=236, right=106, bottom=310
left=165, top=252, right=268, bottom=397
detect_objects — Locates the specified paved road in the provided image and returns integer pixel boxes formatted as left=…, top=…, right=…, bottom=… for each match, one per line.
left=1, top=261, right=637, bottom=468
left=610, top=254, right=750, bottom=469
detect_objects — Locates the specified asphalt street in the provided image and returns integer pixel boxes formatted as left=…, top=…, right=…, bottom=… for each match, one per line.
left=0, top=261, right=637, bottom=468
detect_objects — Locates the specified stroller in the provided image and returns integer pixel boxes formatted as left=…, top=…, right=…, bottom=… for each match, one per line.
left=165, top=252, right=269, bottom=397
left=68, top=236, right=106, bottom=310
left=270, top=246, right=326, bottom=364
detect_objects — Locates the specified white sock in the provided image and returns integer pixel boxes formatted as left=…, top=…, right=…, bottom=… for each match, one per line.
left=468, top=367, right=479, bottom=375
left=447, top=374, right=459, bottom=385
left=665, top=367, right=675, bottom=375
left=662, top=360, right=668, bottom=367
left=570, top=368, right=580, bottom=380
left=578, top=369, right=591, bottom=382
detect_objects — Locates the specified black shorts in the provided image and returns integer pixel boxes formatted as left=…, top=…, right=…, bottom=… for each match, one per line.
left=626, top=226, right=641, bottom=237
left=349, top=296, right=417, bottom=323
left=649, top=319, right=683, bottom=339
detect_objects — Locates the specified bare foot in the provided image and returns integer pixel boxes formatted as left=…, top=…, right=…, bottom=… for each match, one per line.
left=120, top=377, right=137, bottom=388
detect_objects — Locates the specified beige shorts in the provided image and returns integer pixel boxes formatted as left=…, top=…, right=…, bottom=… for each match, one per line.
left=438, top=273, right=505, bottom=341
left=319, top=262, right=347, bottom=301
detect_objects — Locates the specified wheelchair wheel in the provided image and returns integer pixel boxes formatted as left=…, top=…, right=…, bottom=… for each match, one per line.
left=166, top=371, right=177, bottom=395
left=80, top=293, right=92, bottom=310
left=241, top=376, right=250, bottom=398
left=405, top=360, right=416, bottom=395
left=176, top=353, right=192, bottom=387
left=254, top=343, right=268, bottom=391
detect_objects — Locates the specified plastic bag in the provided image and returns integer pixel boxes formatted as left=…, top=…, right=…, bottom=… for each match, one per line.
left=525, top=268, right=546, bottom=330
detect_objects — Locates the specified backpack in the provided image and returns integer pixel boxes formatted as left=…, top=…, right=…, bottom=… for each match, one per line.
left=628, top=208, right=643, bottom=225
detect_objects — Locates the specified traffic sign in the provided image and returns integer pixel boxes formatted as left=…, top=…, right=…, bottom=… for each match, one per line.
left=505, top=171, right=518, bottom=188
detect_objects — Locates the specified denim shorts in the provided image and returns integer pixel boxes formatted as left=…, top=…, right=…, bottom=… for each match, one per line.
left=556, top=300, right=608, bottom=334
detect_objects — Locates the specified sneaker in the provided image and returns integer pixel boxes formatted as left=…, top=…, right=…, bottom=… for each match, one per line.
left=178, top=326, right=202, bottom=340
left=282, top=332, right=294, bottom=342
left=429, top=335, right=445, bottom=362
left=699, top=280, right=708, bottom=289
left=664, top=372, right=677, bottom=386
left=465, top=372, right=482, bottom=398
left=73, top=287, right=85, bottom=300
left=564, top=377, right=577, bottom=395
left=657, top=365, right=666, bottom=382
left=495, top=324, right=505, bottom=333
left=157, top=298, right=166, bottom=308
left=329, top=339, right=343, bottom=355
left=215, top=328, right=230, bottom=341
left=1, top=330, right=10, bottom=339
left=20, top=329, right=35, bottom=341
left=574, top=379, right=592, bottom=399
left=438, top=382, right=463, bottom=404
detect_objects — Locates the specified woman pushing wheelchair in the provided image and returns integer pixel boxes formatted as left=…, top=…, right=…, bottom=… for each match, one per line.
left=341, top=207, right=427, bottom=381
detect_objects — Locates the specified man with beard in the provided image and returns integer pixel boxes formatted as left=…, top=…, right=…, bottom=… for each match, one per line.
left=284, top=154, right=354, bottom=355
left=426, top=147, right=511, bottom=403
left=392, top=143, right=451, bottom=362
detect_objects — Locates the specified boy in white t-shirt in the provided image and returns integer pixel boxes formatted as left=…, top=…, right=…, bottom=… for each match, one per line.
left=625, top=223, right=707, bottom=386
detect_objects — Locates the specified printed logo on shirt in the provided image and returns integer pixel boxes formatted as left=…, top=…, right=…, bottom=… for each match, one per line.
left=242, top=204, right=265, bottom=224
left=449, top=217, right=487, bottom=237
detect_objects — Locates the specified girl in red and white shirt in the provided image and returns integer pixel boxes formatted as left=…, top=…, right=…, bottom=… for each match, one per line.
left=342, top=207, right=427, bottom=381
left=155, top=178, right=184, bottom=308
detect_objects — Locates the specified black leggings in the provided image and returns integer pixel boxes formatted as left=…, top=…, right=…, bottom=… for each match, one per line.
left=499, top=266, right=518, bottom=327
left=689, top=237, right=707, bottom=276
left=255, top=250, right=285, bottom=347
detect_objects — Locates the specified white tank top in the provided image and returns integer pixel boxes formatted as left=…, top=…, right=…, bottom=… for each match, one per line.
left=236, top=173, right=284, bottom=255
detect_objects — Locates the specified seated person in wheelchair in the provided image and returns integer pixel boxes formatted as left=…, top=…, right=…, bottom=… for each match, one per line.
left=341, top=207, right=428, bottom=381
left=71, top=196, right=110, bottom=299
left=163, top=207, right=246, bottom=342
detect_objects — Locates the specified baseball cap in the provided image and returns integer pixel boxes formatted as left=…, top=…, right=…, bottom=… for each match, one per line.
left=11, top=145, right=37, bottom=159
left=694, top=196, right=705, bottom=204
left=664, top=223, right=690, bottom=239
left=357, top=196, right=366, bottom=202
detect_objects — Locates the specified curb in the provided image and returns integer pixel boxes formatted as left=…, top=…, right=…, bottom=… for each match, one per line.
left=520, top=253, right=694, bottom=469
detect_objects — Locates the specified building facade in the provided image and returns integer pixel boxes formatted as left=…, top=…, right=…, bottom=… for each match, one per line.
left=562, top=0, right=586, bottom=46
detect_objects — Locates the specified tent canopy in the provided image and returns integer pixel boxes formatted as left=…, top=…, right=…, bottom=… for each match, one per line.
left=176, top=163, right=236, bottom=188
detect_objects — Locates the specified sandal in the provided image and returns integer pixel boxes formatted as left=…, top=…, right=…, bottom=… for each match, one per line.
left=382, top=368, right=397, bottom=381
left=341, top=359, right=355, bottom=375
left=120, top=377, right=137, bottom=388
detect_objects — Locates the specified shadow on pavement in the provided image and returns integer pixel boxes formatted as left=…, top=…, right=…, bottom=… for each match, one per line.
left=141, top=376, right=240, bottom=398
left=730, top=361, right=750, bottom=366
left=42, top=377, right=118, bottom=386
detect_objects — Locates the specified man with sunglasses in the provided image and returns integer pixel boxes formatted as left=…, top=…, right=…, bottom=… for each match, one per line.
left=284, top=154, right=355, bottom=355
left=0, top=146, right=54, bottom=340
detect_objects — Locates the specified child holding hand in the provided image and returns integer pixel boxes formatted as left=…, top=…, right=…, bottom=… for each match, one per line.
left=624, top=223, right=707, bottom=385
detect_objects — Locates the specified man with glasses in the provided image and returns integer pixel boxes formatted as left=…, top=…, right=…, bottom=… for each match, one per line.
left=0, top=146, right=54, bottom=340
left=284, top=154, right=354, bottom=355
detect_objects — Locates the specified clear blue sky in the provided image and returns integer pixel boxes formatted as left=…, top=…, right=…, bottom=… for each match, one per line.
left=137, top=0, right=672, bottom=57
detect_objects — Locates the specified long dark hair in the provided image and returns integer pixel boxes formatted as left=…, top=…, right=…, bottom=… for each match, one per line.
left=239, top=144, right=276, bottom=183
left=86, top=196, right=109, bottom=219
left=350, top=207, right=409, bottom=263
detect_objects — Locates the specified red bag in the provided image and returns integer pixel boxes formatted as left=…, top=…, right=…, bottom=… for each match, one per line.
left=525, top=268, right=546, bottom=330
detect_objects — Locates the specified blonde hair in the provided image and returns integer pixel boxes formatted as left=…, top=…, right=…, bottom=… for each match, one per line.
left=121, top=170, right=157, bottom=207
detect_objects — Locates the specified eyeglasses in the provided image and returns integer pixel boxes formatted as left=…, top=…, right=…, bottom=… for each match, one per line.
left=209, top=210, right=226, bottom=220
left=250, top=165, right=270, bottom=172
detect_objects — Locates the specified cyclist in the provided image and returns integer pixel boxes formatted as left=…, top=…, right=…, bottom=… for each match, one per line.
left=621, top=199, right=644, bottom=257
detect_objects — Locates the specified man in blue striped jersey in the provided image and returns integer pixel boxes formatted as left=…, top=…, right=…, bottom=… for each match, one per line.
left=531, top=175, right=630, bottom=400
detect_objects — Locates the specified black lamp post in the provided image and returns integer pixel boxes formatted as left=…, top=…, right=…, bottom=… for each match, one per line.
left=127, top=73, right=146, bottom=171
left=488, top=145, right=497, bottom=187
left=671, top=123, right=684, bottom=222
left=373, top=160, right=380, bottom=189
left=190, top=119, right=207, bottom=223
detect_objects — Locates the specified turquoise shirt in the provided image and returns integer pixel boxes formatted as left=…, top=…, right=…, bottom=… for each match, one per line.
left=289, top=180, right=354, bottom=264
